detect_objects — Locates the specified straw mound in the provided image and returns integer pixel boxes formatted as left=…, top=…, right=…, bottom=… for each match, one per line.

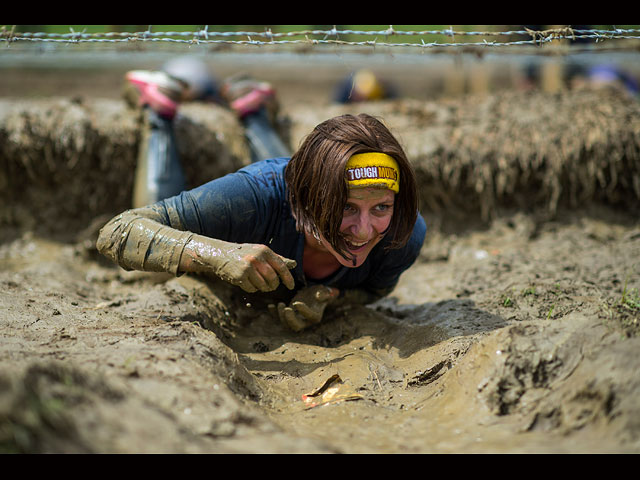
left=287, top=87, right=640, bottom=223
left=410, top=87, right=640, bottom=221
left=1, top=88, right=638, bottom=241
left=0, top=99, right=248, bottom=241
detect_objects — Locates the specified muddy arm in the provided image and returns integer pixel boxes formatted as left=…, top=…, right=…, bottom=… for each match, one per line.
left=96, top=207, right=296, bottom=292
left=272, top=285, right=394, bottom=332
left=96, top=206, right=192, bottom=276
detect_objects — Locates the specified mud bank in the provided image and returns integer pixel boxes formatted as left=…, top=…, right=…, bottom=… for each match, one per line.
left=1, top=88, right=639, bottom=453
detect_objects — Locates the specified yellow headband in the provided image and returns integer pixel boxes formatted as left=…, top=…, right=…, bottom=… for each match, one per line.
left=345, top=152, right=400, bottom=193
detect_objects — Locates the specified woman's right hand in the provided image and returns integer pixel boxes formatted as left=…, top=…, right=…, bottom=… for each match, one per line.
left=269, top=285, right=340, bottom=332
left=181, top=235, right=297, bottom=293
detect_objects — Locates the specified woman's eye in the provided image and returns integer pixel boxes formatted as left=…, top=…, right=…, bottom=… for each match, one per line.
left=375, top=203, right=393, bottom=212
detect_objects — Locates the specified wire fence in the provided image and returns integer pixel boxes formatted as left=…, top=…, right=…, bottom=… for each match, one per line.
left=3, top=26, right=640, bottom=55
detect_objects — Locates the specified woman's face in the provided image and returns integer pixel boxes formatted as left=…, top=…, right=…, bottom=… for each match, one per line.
left=315, top=187, right=395, bottom=268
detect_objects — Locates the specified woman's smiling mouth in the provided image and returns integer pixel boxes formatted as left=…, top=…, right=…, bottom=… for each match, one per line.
left=343, top=237, right=370, bottom=251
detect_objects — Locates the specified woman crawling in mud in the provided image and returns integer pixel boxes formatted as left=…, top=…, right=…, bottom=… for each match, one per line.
left=96, top=113, right=426, bottom=331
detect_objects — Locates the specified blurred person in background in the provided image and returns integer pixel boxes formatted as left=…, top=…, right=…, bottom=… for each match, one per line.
left=334, top=69, right=397, bottom=104
left=568, top=63, right=639, bottom=98
left=123, top=56, right=290, bottom=208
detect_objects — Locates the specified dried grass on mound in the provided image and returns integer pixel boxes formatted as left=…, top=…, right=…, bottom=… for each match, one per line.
left=0, top=88, right=638, bottom=241
left=288, top=87, right=640, bottom=222
left=416, top=87, right=640, bottom=221
left=0, top=98, right=249, bottom=240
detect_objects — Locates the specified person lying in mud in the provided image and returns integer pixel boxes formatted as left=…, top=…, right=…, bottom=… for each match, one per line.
left=123, top=61, right=290, bottom=208
left=96, top=113, right=426, bottom=332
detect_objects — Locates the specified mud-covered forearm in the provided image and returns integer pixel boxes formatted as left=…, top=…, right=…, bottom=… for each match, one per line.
left=96, top=207, right=193, bottom=276
left=96, top=207, right=297, bottom=292
left=272, top=285, right=393, bottom=332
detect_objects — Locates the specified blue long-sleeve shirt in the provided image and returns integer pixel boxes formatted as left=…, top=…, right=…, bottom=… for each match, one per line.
left=156, top=157, right=426, bottom=294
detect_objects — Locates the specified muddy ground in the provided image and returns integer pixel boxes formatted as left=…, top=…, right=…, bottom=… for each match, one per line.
left=1, top=55, right=640, bottom=453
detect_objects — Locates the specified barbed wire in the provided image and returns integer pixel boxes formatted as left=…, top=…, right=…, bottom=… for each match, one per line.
left=2, top=26, right=640, bottom=53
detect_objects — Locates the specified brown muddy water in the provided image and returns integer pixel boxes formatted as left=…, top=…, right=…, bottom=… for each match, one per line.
left=1, top=207, right=638, bottom=453
left=0, top=62, right=639, bottom=452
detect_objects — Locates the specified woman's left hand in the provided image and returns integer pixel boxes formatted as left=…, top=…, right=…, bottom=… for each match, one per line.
left=269, top=285, right=339, bottom=331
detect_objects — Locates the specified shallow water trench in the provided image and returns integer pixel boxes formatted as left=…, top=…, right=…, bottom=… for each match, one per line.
left=1, top=211, right=639, bottom=453
left=183, top=212, right=640, bottom=453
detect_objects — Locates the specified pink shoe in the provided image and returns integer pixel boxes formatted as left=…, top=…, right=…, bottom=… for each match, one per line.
left=221, top=76, right=278, bottom=119
left=229, top=83, right=275, bottom=117
left=125, top=70, right=185, bottom=118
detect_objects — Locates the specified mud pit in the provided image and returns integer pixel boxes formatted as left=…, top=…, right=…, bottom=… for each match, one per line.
left=1, top=82, right=639, bottom=453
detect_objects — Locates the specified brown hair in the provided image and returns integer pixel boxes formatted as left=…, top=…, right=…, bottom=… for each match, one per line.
left=285, top=113, right=418, bottom=261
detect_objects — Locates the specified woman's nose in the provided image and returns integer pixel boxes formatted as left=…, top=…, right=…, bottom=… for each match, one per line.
left=348, top=213, right=374, bottom=239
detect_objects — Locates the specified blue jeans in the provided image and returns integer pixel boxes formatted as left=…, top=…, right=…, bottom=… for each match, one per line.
left=133, top=107, right=290, bottom=207
left=243, top=108, right=291, bottom=163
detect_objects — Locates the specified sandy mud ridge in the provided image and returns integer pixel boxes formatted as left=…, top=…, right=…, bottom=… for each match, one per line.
left=1, top=87, right=639, bottom=453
